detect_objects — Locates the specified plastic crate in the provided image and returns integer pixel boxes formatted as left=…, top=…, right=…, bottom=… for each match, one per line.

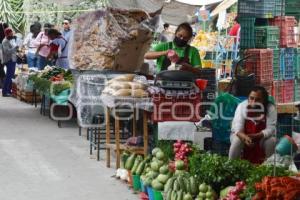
left=280, top=48, right=295, bottom=80
left=239, top=17, right=256, bottom=49
left=294, top=48, right=300, bottom=78
left=295, top=79, right=300, bottom=101
left=151, top=93, right=201, bottom=122
left=255, top=26, right=280, bottom=48
left=260, top=81, right=273, bottom=95
left=269, top=16, right=297, bottom=48
left=244, top=49, right=273, bottom=83
left=273, top=81, right=285, bottom=103
left=277, top=114, right=293, bottom=139
left=284, top=80, right=294, bottom=103
left=238, top=0, right=284, bottom=18
left=273, top=49, right=280, bottom=80
left=285, top=0, right=300, bottom=14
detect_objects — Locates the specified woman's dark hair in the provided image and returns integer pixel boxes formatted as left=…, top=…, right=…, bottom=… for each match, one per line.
left=175, top=22, right=193, bottom=39
left=47, top=28, right=62, bottom=38
left=249, top=85, right=270, bottom=115
left=163, top=23, right=169, bottom=29
left=30, top=24, right=41, bottom=38
left=44, top=23, right=53, bottom=29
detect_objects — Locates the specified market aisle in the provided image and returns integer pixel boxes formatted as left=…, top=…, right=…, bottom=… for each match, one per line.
left=0, top=96, right=138, bottom=200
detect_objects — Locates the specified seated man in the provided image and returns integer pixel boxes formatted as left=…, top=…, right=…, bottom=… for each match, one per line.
left=229, top=86, right=277, bottom=164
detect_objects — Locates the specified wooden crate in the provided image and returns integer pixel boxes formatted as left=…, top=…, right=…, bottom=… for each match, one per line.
left=20, top=90, right=41, bottom=103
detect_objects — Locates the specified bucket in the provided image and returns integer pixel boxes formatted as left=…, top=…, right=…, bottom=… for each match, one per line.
left=276, top=135, right=298, bottom=156
left=153, top=189, right=163, bottom=200
left=132, top=175, right=141, bottom=191
left=146, top=187, right=154, bottom=200
left=140, top=179, right=147, bottom=193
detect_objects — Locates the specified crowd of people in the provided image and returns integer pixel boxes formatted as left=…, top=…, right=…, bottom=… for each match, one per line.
left=0, top=19, right=72, bottom=97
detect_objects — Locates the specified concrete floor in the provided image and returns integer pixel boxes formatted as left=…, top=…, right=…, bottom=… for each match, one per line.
left=0, top=96, right=139, bottom=200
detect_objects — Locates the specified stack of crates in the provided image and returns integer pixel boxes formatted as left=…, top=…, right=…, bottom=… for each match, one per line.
left=239, top=17, right=256, bottom=49
left=243, top=49, right=273, bottom=93
left=295, top=48, right=300, bottom=101
left=255, top=26, right=280, bottom=48
left=269, top=16, right=297, bottom=48
left=238, top=0, right=285, bottom=18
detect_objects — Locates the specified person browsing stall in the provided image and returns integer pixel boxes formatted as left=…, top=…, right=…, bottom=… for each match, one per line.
left=144, top=22, right=201, bottom=74
left=47, top=29, right=69, bottom=69
left=229, top=86, right=277, bottom=164
left=1, top=28, right=18, bottom=97
left=33, top=23, right=53, bottom=70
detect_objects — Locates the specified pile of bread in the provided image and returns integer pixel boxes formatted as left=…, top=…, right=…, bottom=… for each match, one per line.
left=102, top=74, right=148, bottom=98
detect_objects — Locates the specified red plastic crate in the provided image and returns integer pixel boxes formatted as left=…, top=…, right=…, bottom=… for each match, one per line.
left=283, top=80, right=294, bottom=103
left=244, top=49, right=274, bottom=84
left=272, top=81, right=284, bottom=103
left=152, top=93, right=201, bottom=122
left=272, top=80, right=294, bottom=103
left=260, top=81, right=273, bottom=95
left=269, top=16, right=297, bottom=48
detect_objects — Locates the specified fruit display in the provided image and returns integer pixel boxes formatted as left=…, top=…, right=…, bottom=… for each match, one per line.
left=191, top=31, right=218, bottom=52
left=196, top=183, right=216, bottom=200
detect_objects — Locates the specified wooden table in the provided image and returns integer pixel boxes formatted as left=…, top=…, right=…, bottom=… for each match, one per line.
left=277, top=102, right=300, bottom=114
left=105, top=107, right=149, bottom=168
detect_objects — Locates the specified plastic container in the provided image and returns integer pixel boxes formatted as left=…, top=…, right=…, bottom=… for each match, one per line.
left=244, top=49, right=273, bottom=83
left=153, top=189, right=163, bottom=200
left=255, top=26, right=280, bottom=48
left=280, top=48, right=295, bottom=80
left=295, top=79, right=300, bottom=101
left=276, top=135, right=298, bottom=156
left=238, top=0, right=283, bottom=18
left=239, top=17, right=256, bottom=49
left=146, top=187, right=154, bottom=200
left=140, top=179, right=147, bottom=193
left=132, top=175, right=141, bottom=191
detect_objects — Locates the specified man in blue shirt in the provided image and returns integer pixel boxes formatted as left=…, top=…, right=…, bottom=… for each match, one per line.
left=61, top=19, right=72, bottom=42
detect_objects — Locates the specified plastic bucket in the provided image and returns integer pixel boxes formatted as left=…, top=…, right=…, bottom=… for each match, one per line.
left=132, top=175, right=141, bottom=191
left=140, top=179, right=147, bottom=193
left=147, top=187, right=155, bottom=200
left=276, top=135, right=298, bottom=156
left=153, top=189, right=163, bottom=200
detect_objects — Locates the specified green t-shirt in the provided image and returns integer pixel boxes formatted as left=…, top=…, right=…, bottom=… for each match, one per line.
left=152, top=42, right=202, bottom=72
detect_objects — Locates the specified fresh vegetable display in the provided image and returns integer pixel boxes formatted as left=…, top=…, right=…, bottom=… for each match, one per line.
left=196, top=183, right=217, bottom=200
left=173, top=140, right=192, bottom=164
left=221, top=181, right=246, bottom=200
left=252, top=176, right=300, bottom=200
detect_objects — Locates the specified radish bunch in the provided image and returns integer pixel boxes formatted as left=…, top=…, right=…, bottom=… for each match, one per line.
left=223, top=181, right=246, bottom=200
left=173, top=140, right=192, bottom=164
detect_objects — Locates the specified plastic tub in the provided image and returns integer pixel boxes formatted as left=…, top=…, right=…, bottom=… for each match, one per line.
left=153, top=189, right=163, bottom=200
left=146, top=187, right=155, bottom=200
left=140, top=179, right=147, bottom=193
left=132, top=175, right=141, bottom=191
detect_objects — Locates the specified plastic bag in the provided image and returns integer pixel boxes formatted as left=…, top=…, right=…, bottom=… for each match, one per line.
left=69, top=8, right=156, bottom=72
left=208, top=92, right=241, bottom=143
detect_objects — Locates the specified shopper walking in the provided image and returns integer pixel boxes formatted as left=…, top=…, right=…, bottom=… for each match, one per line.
left=47, top=29, right=69, bottom=69
left=33, top=23, right=53, bottom=70
left=1, top=28, right=18, bottom=97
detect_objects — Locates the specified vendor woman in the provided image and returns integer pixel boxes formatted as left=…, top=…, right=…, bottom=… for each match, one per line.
left=144, top=22, right=201, bottom=74
left=229, top=86, right=277, bottom=164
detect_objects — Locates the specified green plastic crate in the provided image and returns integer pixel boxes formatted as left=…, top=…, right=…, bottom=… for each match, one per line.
left=255, top=26, right=280, bottom=48
left=285, top=0, right=300, bottom=14
left=239, top=17, right=256, bottom=49
left=273, top=49, right=280, bottom=80
left=295, top=79, right=300, bottom=101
